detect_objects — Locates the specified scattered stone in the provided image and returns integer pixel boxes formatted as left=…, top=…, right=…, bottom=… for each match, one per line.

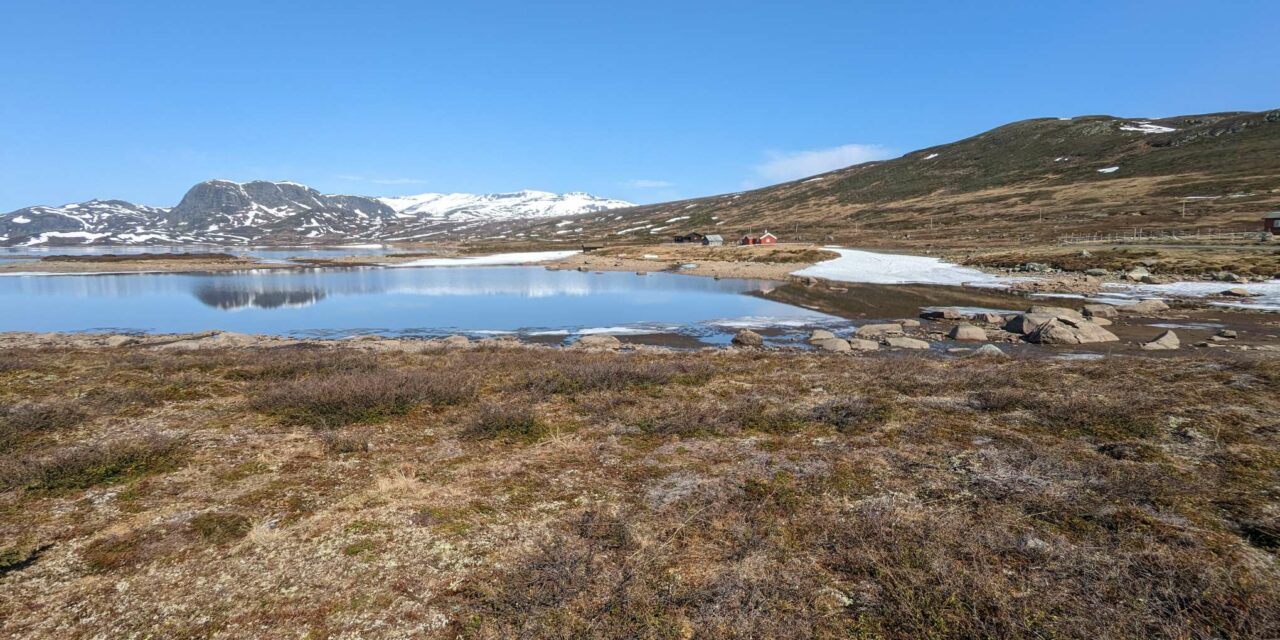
left=1220, top=288, right=1254, bottom=297
left=847, top=338, right=880, bottom=351
left=1025, top=318, right=1120, bottom=344
left=730, top=329, right=764, bottom=347
left=813, top=338, right=851, bottom=352
left=1082, top=304, right=1119, bottom=319
left=1079, top=250, right=1093, bottom=258
left=1083, top=268, right=1108, bottom=276
left=969, top=344, right=1009, bottom=359
left=920, top=309, right=963, bottom=320
left=1020, top=262, right=1051, bottom=272
left=884, top=336, right=930, bottom=350
left=807, top=329, right=836, bottom=343
left=1141, top=330, right=1180, bottom=350
left=1027, top=305, right=1087, bottom=322
left=855, top=323, right=903, bottom=338
left=1124, top=266, right=1150, bottom=281
left=1216, top=329, right=1238, bottom=339
left=576, top=334, right=623, bottom=349
left=1212, top=271, right=1242, bottom=282
left=1139, top=275, right=1159, bottom=284
left=1116, top=299, right=1169, bottom=314
left=948, top=324, right=987, bottom=341
left=977, top=312, right=1005, bottom=325
left=899, top=319, right=922, bottom=328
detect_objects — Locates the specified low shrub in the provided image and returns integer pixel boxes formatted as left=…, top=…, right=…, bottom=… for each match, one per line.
left=0, top=399, right=86, bottom=451
left=319, top=430, right=370, bottom=455
left=520, top=358, right=711, bottom=395
left=466, top=400, right=545, bottom=441
left=810, top=395, right=894, bottom=433
left=189, top=511, right=252, bottom=545
left=0, top=433, right=184, bottom=494
left=250, top=368, right=477, bottom=428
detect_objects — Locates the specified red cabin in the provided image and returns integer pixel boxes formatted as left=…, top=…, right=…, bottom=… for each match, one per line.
left=739, top=231, right=780, bottom=245
left=1265, top=212, right=1280, bottom=235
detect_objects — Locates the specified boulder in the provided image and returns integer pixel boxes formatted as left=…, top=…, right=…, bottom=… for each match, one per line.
left=968, top=344, right=1009, bottom=359
left=1124, top=266, right=1150, bottom=281
left=1090, top=317, right=1113, bottom=326
left=813, top=338, right=851, bottom=352
left=102, top=335, right=138, bottom=348
left=1216, top=329, right=1238, bottom=339
left=1026, top=306, right=1087, bottom=322
left=854, top=323, right=903, bottom=338
left=1116, top=299, right=1169, bottom=314
left=1082, top=304, right=1119, bottom=319
left=977, top=312, right=1005, bottom=325
left=1141, top=330, right=1180, bottom=350
left=808, top=329, right=837, bottom=343
left=1212, top=271, right=1242, bottom=282
left=575, top=334, right=623, bottom=349
left=1220, top=288, right=1254, bottom=297
left=731, top=329, right=764, bottom=347
left=920, top=309, right=963, bottom=320
left=847, top=338, right=880, bottom=351
left=899, top=319, right=922, bottom=328
left=1025, top=318, right=1119, bottom=344
left=884, top=336, right=930, bottom=350
left=948, top=324, right=987, bottom=341
left=439, top=334, right=471, bottom=347
left=1003, top=313, right=1059, bottom=335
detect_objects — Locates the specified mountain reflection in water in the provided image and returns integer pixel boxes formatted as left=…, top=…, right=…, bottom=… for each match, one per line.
left=193, top=285, right=327, bottom=310
left=0, top=266, right=840, bottom=339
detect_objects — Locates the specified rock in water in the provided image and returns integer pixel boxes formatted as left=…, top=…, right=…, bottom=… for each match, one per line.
left=884, top=336, right=930, bottom=350
left=808, top=329, right=836, bottom=343
left=1116, top=299, right=1169, bottom=314
left=1082, top=304, right=1118, bottom=319
left=854, top=323, right=903, bottom=338
left=1025, top=318, right=1119, bottom=344
left=1141, top=330, right=1180, bottom=350
left=813, top=338, right=851, bottom=352
left=1220, top=288, right=1253, bottom=297
left=575, top=334, right=623, bottom=349
left=731, top=329, right=764, bottom=347
left=920, top=309, right=963, bottom=320
left=949, top=324, right=987, bottom=341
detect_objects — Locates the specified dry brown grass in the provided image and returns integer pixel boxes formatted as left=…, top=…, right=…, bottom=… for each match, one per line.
left=0, top=344, right=1277, bottom=638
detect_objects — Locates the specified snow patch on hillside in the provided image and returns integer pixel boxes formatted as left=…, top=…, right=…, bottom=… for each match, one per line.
left=792, top=248, right=1013, bottom=287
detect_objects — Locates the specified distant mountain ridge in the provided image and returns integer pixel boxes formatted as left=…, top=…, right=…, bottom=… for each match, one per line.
left=0, top=181, right=632, bottom=246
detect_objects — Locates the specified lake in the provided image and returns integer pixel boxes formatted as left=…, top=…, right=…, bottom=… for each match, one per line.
left=0, top=266, right=845, bottom=344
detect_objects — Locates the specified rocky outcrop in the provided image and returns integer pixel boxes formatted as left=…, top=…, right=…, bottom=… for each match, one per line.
left=731, top=329, right=764, bottom=347
left=1082, top=304, right=1119, bottom=319
left=1116, top=299, right=1169, bottom=314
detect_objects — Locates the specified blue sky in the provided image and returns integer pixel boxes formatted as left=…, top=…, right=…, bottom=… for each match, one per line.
left=1, top=1, right=1277, bottom=211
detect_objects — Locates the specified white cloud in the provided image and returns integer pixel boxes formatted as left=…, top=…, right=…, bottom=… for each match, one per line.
left=753, top=144, right=895, bottom=183
left=624, top=179, right=676, bottom=189
left=336, top=175, right=428, bottom=185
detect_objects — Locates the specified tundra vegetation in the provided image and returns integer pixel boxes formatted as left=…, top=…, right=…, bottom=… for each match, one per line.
left=0, top=344, right=1277, bottom=638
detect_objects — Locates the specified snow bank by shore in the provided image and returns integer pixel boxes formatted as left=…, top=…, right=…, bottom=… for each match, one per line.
left=1104, top=281, right=1280, bottom=312
left=390, top=250, right=579, bottom=268
left=792, top=248, right=1011, bottom=287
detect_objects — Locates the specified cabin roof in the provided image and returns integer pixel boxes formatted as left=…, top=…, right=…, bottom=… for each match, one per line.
left=1265, top=211, right=1280, bottom=219
left=705, top=234, right=723, bottom=242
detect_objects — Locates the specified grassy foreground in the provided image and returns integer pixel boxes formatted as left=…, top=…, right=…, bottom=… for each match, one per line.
left=1, top=344, right=1278, bottom=638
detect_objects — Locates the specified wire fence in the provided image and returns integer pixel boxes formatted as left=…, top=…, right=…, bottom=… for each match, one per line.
left=1058, top=229, right=1269, bottom=245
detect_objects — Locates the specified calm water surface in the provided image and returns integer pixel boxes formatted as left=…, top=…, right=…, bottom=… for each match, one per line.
left=0, top=266, right=843, bottom=342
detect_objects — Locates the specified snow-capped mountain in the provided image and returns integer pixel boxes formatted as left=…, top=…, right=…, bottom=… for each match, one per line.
left=0, top=180, right=633, bottom=246
left=379, top=190, right=632, bottom=223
